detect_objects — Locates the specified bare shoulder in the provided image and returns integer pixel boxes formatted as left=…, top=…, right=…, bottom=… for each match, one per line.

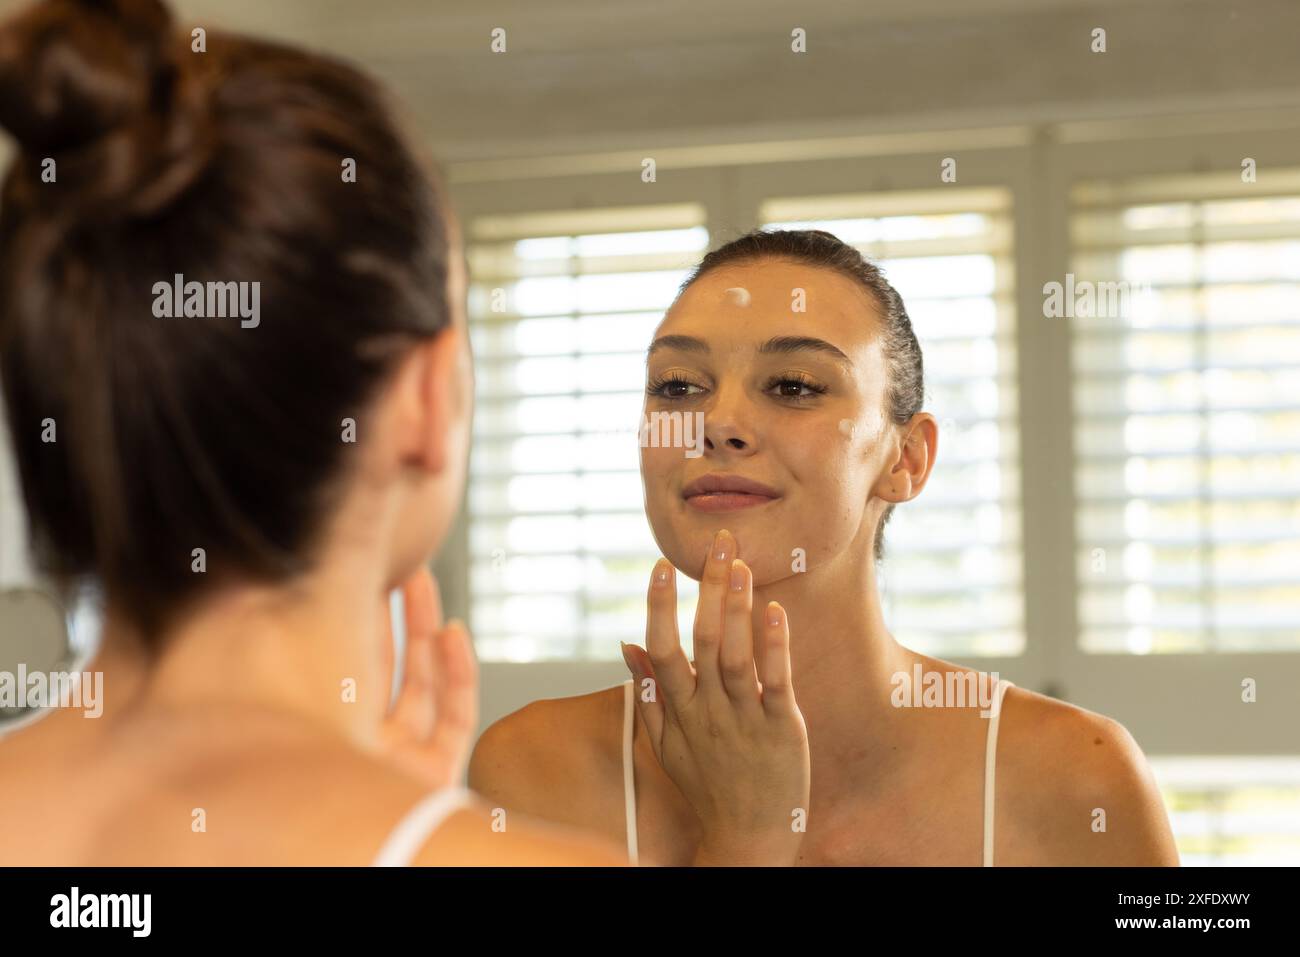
left=216, top=744, right=628, bottom=867
left=997, top=685, right=1180, bottom=865
left=412, top=795, right=627, bottom=866
left=469, top=684, right=627, bottom=830
left=3, top=701, right=625, bottom=867
left=91, top=730, right=625, bottom=867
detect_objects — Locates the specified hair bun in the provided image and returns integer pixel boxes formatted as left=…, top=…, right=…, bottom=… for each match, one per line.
left=0, top=0, right=212, bottom=218
left=0, top=0, right=173, bottom=151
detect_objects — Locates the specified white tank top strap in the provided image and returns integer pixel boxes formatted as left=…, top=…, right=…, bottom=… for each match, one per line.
left=622, top=677, right=639, bottom=866
left=372, top=785, right=475, bottom=867
left=982, top=677, right=1015, bottom=867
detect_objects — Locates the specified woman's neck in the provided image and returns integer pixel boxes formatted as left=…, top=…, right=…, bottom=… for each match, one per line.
left=751, top=547, right=923, bottom=801
left=127, top=547, right=394, bottom=751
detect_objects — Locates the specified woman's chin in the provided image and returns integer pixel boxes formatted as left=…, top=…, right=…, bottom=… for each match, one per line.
left=649, top=506, right=803, bottom=581
left=655, top=538, right=789, bottom=585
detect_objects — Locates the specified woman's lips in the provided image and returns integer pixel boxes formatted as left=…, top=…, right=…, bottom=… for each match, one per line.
left=680, top=473, right=782, bottom=512
left=684, top=491, right=780, bottom=512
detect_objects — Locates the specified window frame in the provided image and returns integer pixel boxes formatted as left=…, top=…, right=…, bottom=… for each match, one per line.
left=1049, top=122, right=1300, bottom=756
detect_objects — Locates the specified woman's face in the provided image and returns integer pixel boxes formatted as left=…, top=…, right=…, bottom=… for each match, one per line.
left=640, top=258, right=907, bottom=585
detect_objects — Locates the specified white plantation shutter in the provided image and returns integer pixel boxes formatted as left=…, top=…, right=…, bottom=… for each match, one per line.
left=465, top=205, right=709, bottom=660
left=762, top=188, right=1022, bottom=657
left=1151, top=756, right=1300, bottom=865
left=1070, top=170, right=1300, bottom=654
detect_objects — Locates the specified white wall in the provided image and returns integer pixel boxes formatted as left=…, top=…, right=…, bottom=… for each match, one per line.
left=0, top=135, right=30, bottom=590
left=0, top=397, right=30, bottom=588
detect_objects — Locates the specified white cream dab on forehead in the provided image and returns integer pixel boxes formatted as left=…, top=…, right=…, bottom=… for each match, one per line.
left=723, top=286, right=751, bottom=307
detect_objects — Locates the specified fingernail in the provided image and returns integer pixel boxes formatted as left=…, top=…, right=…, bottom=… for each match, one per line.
left=620, top=642, right=636, bottom=674
left=767, top=602, right=781, bottom=627
left=652, top=559, right=670, bottom=586
left=729, top=559, right=746, bottom=591
left=713, top=529, right=731, bottom=562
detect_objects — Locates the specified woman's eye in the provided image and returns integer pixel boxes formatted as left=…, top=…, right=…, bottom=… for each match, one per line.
left=769, top=378, right=824, bottom=399
left=647, top=377, right=701, bottom=398
left=649, top=375, right=822, bottom=399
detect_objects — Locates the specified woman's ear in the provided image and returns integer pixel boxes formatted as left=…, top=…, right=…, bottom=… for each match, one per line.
left=395, top=325, right=466, bottom=476
left=874, top=412, right=938, bottom=504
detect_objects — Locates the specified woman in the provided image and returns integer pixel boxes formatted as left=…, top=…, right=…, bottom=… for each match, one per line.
left=0, top=0, right=620, bottom=865
left=470, top=230, right=1181, bottom=866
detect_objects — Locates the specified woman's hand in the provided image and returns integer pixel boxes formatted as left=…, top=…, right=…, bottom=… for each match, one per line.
left=620, top=529, right=810, bottom=866
left=377, top=567, right=479, bottom=791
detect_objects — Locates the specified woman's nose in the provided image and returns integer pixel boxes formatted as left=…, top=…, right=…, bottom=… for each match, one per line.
left=705, top=432, right=749, bottom=452
left=702, top=388, right=757, bottom=454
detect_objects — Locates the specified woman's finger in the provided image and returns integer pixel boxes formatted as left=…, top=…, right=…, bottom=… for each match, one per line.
left=378, top=591, right=397, bottom=700
left=402, top=566, right=444, bottom=640
left=690, top=529, right=734, bottom=699
left=384, top=568, right=443, bottom=739
left=719, top=558, right=761, bottom=709
left=621, top=642, right=666, bottom=764
left=645, top=558, right=694, bottom=707
left=425, top=619, right=479, bottom=783
left=386, top=623, right=436, bottom=739
left=431, top=619, right=478, bottom=726
left=757, top=601, right=796, bottom=717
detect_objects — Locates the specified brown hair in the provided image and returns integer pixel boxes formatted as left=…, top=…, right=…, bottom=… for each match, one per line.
left=676, top=228, right=925, bottom=562
left=0, top=0, right=456, bottom=638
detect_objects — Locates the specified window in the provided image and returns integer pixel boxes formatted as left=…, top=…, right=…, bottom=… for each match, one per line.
left=763, top=188, right=1022, bottom=658
left=1152, top=757, right=1300, bottom=865
left=465, top=205, right=709, bottom=661
left=1071, top=171, right=1300, bottom=653
left=1068, top=167, right=1300, bottom=866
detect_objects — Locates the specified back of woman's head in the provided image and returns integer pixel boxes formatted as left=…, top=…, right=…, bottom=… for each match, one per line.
left=0, top=0, right=457, bottom=639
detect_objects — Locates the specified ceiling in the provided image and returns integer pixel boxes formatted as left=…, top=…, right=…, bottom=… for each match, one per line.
left=1, top=0, right=1297, bottom=159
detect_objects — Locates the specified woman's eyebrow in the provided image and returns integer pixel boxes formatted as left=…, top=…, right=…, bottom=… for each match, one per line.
left=647, top=334, right=709, bottom=358
left=647, top=333, right=852, bottom=366
left=759, top=335, right=852, bottom=366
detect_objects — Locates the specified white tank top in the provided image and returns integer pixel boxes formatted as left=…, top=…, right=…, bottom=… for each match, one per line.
left=372, top=786, right=475, bottom=866
left=621, top=676, right=1016, bottom=866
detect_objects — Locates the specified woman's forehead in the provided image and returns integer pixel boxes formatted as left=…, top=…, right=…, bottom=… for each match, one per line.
left=659, top=262, right=883, bottom=347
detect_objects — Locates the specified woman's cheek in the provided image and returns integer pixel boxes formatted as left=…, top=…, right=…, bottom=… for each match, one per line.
left=778, top=417, right=869, bottom=562
left=640, top=443, right=685, bottom=548
left=639, top=443, right=680, bottom=500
